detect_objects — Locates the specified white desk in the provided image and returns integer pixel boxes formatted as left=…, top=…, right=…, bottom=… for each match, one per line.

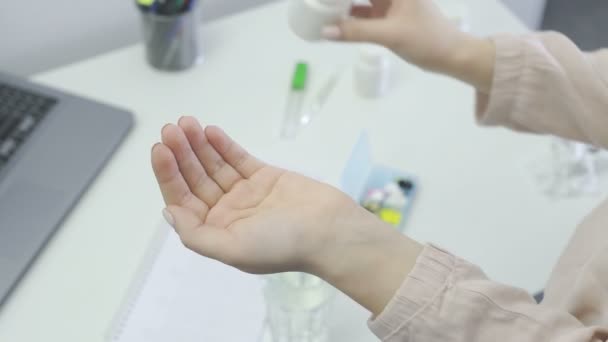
left=0, top=1, right=603, bottom=341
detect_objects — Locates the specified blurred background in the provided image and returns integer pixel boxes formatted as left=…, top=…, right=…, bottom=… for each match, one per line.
left=0, top=0, right=605, bottom=76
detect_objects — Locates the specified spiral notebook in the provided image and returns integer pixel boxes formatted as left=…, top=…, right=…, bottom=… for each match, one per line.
left=106, top=223, right=266, bottom=342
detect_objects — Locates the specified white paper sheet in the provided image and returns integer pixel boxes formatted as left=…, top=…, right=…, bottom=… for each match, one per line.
left=109, top=224, right=266, bottom=342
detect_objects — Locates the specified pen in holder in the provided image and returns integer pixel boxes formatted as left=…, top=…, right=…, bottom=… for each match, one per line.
left=137, top=0, right=200, bottom=71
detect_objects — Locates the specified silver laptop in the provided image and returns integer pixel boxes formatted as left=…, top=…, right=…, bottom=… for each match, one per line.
left=0, top=72, right=134, bottom=306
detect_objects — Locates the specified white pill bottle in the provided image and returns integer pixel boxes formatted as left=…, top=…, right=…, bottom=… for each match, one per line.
left=354, top=45, right=393, bottom=98
left=288, top=0, right=352, bottom=41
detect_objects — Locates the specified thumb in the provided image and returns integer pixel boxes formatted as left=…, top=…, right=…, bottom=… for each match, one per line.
left=164, top=206, right=237, bottom=264
left=327, top=18, right=394, bottom=46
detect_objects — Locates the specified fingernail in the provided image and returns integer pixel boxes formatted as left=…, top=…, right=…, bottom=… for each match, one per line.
left=162, top=208, right=175, bottom=228
left=322, top=25, right=342, bottom=40
left=161, top=123, right=172, bottom=135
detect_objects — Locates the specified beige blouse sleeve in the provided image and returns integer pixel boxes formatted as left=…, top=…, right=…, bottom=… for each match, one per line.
left=476, top=32, right=608, bottom=149
left=368, top=32, right=608, bottom=341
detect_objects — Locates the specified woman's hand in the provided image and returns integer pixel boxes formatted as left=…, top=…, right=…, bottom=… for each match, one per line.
left=151, top=116, right=423, bottom=315
left=151, top=116, right=365, bottom=274
left=324, top=0, right=495, bottom=93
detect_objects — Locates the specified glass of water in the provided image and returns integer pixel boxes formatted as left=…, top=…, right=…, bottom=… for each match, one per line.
left=262, top=273, right=335, bottom=342
left=530, top=139, right=607, bottom=197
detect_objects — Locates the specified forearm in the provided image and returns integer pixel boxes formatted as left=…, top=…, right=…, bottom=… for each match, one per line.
left=309, top=207, right=423, bottom=316
left=434, top=34, right=496, bottom=94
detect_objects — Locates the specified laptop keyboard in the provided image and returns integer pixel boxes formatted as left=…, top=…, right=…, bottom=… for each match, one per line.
left=0, top=83, right=57, bottom=172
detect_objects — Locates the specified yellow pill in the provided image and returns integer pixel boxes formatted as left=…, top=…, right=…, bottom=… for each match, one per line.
left=379, top=209, right=402, bottom=226
left=138, top=0, right=155, bottom=6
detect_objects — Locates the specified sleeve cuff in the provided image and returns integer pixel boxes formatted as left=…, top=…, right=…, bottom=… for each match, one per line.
left=367, top=245, right=457, bottom=340
left=476, top=34, right=527, bottom=128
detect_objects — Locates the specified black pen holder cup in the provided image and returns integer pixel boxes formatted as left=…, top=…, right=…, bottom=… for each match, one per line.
left=140, top=6, right=200, bottom=71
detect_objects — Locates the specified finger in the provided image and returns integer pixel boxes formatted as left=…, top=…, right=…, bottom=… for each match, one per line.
left=334, top=18, right=396, bottom=47
left=350, top=2, right=390, bottom=18
left=350, top=5, right=373, bottom=18
left=151, top=143, right=208, bottom=216
left=178, top=117, right=244, bottom=192
left=165, top=205, right=238, bottom=264
left=161, top=124, right=225, bottom=207
left=205, top=125, right=266, bottom=179
left=370, top=0, right=392, bottom=14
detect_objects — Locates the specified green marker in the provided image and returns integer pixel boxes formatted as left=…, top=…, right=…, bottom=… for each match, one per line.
left=137, top=0, right=155, bottom=6
left=281, top=62, right=308, bottom=139
left=291, top=62, right=308, bottom=91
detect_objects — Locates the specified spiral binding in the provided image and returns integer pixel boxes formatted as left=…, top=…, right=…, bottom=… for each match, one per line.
left=105, top=224, right=171, bottom=341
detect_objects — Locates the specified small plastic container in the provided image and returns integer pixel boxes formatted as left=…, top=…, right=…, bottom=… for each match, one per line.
left=288, top=0, right=352, bottom=41
left=359, top=167, right=418, bottom=231
left=341, top=134, right=419, bottom=232
left=354, top=45, right=393, bottom=98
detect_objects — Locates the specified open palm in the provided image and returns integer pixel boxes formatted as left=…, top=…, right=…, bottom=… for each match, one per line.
left=151, top=117, right=356, bottom=274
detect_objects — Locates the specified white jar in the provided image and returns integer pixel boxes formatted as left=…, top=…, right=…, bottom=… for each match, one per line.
left=354, top=45, right=393, bottom=98
left=288, top=0, right=352, bottom=41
